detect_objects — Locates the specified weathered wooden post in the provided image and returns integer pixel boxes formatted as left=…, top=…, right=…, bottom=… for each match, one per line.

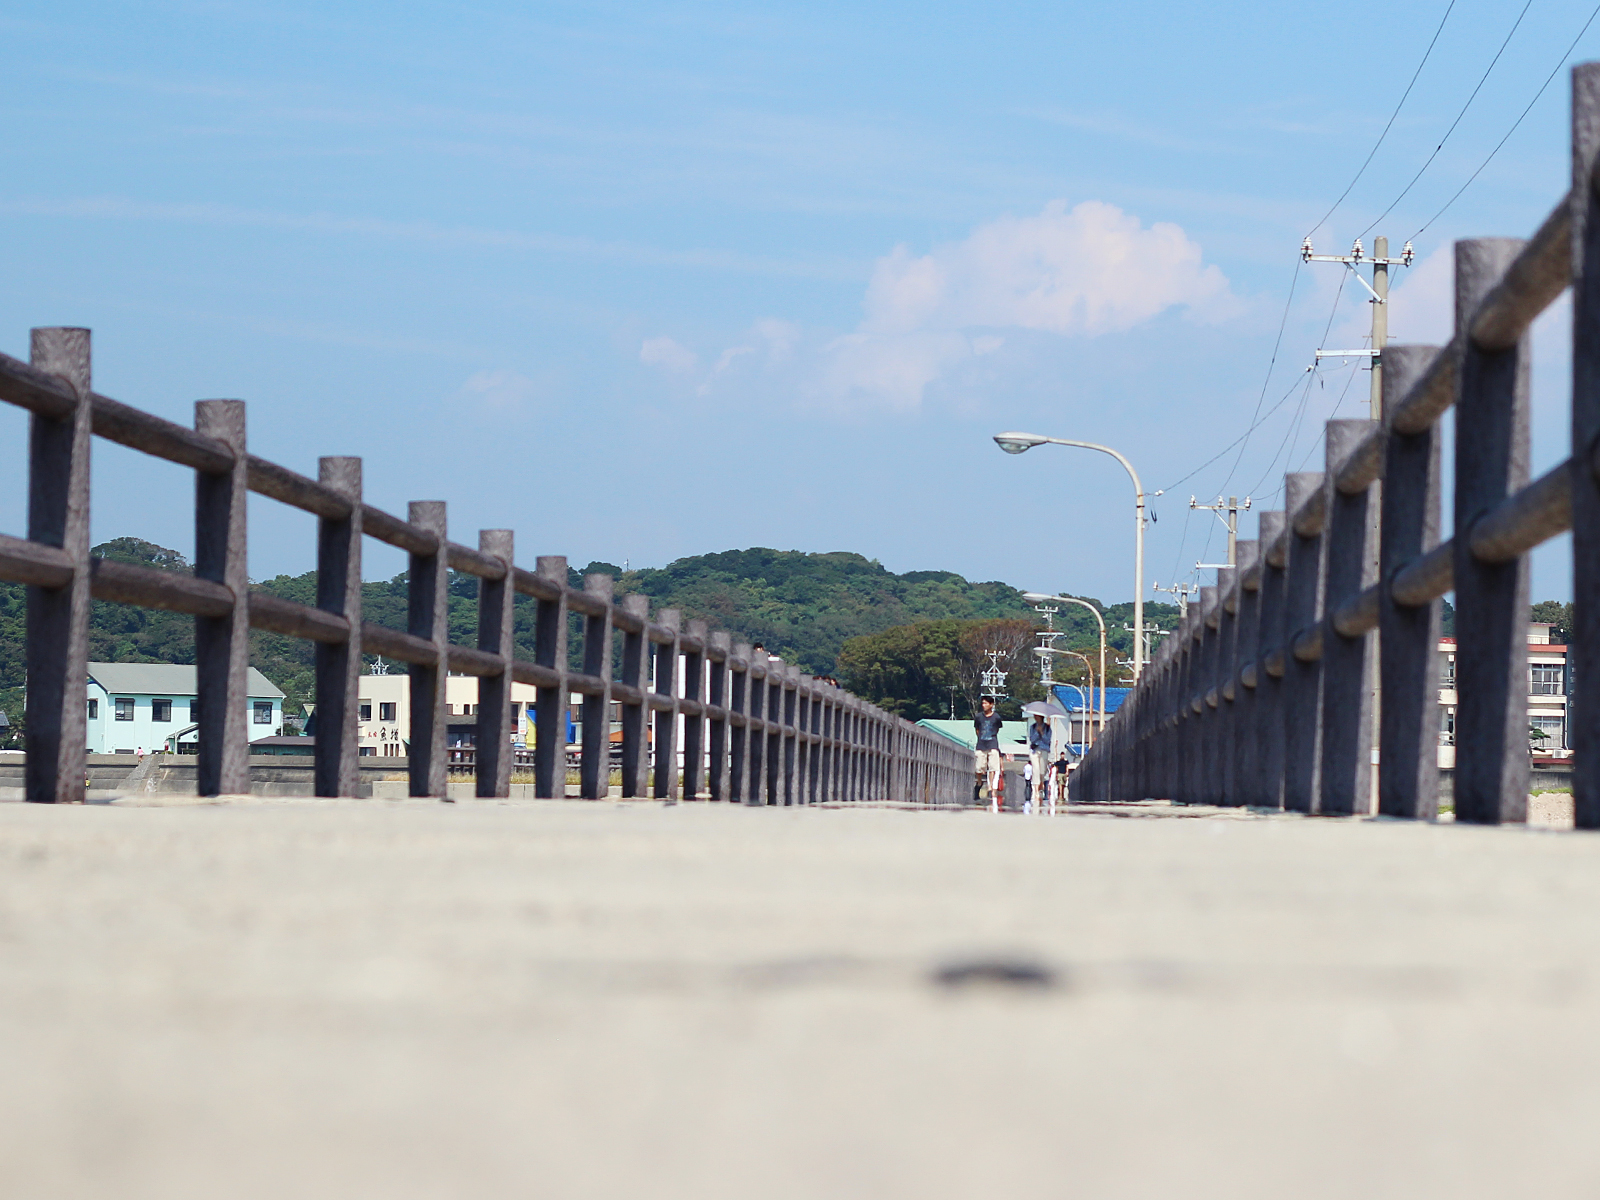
left=531, top=555, right=568, bottom=799
left=1282, top=473, right=1327, bottom=813
left=653, top=609, right=681, bottom=801
left=1454, top=237, right=1531, bottom=825
left=1229, top=540, right=1261, bottom=806
left=24, top=328, right=92, bottom=805
left=407, top=502, right=449, bottom=799
left=475, top=531, right=515, bottom=799
left=193, top=399, right=250, bottom=797
left=1570, top=62, right=1600, bottom=828
left=1254, top=510, right=1288, bottom=809
left=619, top=593, right=650, bottom=798
left=579, top=574, right=614, bottom=800
left=1378, top=345, right=1444, bottom=818
left=729, top=643, right=750, bottom=803
left=315, top=457, right=362, bottom=798
left=708, top=632, right=731, bottom=801
left=683, top=619, right=708, bottom=800
left=1320, top=419, right=1381, bottom=815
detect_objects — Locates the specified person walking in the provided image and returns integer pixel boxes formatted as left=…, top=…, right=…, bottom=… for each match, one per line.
left=973, top=696, right=1004, bottom=806
left=1027, top=712, right=1052, bottom=814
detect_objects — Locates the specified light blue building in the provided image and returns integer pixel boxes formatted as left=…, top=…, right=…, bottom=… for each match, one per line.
left=86, top=662, right=285, bottom=755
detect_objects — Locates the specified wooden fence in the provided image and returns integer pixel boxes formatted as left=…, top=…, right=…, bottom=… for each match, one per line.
left=0, top=333, right=970, bottom=806
left=1073, top=63, right=1600, bottom=826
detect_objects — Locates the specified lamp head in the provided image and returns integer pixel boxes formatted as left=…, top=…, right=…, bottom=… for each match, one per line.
left=994, top=432, right=1045, bottom=455
left=1021, top=592, right=1053, bottom=603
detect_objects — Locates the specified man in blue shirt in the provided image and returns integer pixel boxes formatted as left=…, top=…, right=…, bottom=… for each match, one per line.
left=973, top=696, right=1004, bottom=801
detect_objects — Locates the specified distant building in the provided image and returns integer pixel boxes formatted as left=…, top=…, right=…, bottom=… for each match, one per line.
left=352, top=672, right=575, bottom=757
left=86, top=662, right=284, bottom=754
left=1438, top=623, right=1570, bottom=766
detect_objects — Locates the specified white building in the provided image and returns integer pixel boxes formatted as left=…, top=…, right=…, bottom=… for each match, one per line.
left=86, top=662, right=284, bottom=754
left=1437, top=623, right=1569, bottom=767
left=353, top=671, right=553, bottom=757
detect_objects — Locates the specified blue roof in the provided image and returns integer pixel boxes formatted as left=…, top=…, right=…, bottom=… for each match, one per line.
left=1051, top=685, right=1130, bottom=714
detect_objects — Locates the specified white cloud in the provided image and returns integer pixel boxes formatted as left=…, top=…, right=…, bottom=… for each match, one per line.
left=640, top=336, right=699, bottom=374
left=454, top=368, right=541, bottom=410
left=820, top=199, right=1234, bottom=409
left=754, top=318, right=801, bottom=361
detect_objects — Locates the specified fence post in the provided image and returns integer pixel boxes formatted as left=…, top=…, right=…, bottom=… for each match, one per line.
left=1320, top=419, right=1381, bottom=815
left=530, top=555, right=567, bottom=799
left=1282, top=472, right=1327, bottom=813
left=708, top=632, right=731, bottom=801
left=1570, top=62, right=1600, bottom=828
left=579, top=574, right=614, bottom=800
left=1252, top=510, right=1288, bottom=808
left=406, top=502, right=449, bottom=799
left=193, top=399, right=250, bottom=797
left=315, top=457, right=362, bottom=798
left=1215, top=565, right=1239, bottom=805
left=729, top=644, right=749, bottom=802
left=1378, top=345, right=1443, bottom=818
left=1197, top=586, right=1220, bottom=803
left=653, top=609, right=680, bottom=801
left=782, top=668, right=799, bottom=805
left=474, top=531, right=515, bottom=799
left=24, top=327, right=92, bottom=805
left=683, top=619, right=707, bottom=800
left=619, top=593, right=650, bottom=798
left=1454, top=237, right=1531, bottom=825
left=1229, top=540, right=1261, bottom=806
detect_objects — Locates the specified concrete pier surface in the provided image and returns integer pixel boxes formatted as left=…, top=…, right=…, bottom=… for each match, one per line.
left=3, top=798, right=1600, bottom=1198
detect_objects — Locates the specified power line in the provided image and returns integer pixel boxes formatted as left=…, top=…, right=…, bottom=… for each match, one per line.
left=1304, top=0, right=1458, bottom=239
left=1359, top=0, right=1534, bottom=239
left=1414, top=0, right=1600, bottom=239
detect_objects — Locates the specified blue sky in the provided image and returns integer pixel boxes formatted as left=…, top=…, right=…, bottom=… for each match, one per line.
left=2, top=0, right=1594, bottom=603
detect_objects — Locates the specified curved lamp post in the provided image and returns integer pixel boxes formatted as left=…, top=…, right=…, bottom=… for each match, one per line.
left=995, top=433, right=1148, bottom=680
left=1024, top=591, right=1105, bottom=746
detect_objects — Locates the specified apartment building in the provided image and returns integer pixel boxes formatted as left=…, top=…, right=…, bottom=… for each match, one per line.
left=1437, top=622, right=1569, bottom=767
left=85, top=662, right=285, bottom=754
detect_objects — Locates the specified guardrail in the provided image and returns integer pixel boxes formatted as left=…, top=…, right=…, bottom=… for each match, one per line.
left=1072, top=62, right=1600, bottom=827
left=0, top=333, right=970, bottom=806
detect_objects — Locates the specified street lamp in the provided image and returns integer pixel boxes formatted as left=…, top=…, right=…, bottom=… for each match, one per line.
left=996, top=432, right=1149, bottom=678
left=1023, top=591, right=1106, bottom=746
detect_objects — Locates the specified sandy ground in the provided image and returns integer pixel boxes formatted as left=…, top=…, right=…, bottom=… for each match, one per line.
left=2, top=796, right=1600, bottom=1198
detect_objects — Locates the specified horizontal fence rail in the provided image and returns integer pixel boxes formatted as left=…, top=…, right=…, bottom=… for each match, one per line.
left=1071, top=62, right=1600, bottom=827
left=0, top=335, right=970, bottom=806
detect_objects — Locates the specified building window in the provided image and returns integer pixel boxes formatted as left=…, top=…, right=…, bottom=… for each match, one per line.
left=253, top=701, right=273, bottom=725
left=359, top=745, right=375, bottom=756
left=1442, top=655, right=1456, bottom=685
left=379, top=702, right=396, bottom=722
left=151, top=699, right=172, bottom=722
left=87, top=698, right=98, bottom=720
left=359, top=703, right=372, bottom=721
left=114, top=698, right=134, bottom=721
left=1531, top=665, right=1564, bottom=695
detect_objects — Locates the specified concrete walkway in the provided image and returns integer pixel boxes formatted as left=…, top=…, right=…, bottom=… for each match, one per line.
left=3, top=797, right=1599, bottom=1198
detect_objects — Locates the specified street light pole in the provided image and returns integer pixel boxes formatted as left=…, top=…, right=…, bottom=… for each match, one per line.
left=996, top=433, right=1149, bottom=678
left=1023, top=591, right=1106, bottom=746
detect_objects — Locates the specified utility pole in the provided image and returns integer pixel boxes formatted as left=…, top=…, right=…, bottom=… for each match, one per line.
left=1190, top=494, right=1252, bottom=565
left=1152, top=581, right=1198, bottom=618
left=1302, top=233, right=1409, bottom=812
left=1301, top=235, right=1412, bottom=417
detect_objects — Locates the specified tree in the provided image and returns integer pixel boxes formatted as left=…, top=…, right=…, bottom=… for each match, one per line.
left=1531, top=600, right=1574, bottom=644
left=837, top=620, right=965, bottom=721
left=956, top=618, right=1043, bottom=720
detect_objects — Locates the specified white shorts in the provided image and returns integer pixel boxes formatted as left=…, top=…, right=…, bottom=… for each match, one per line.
left=974, top=748, right=1004, bottom=774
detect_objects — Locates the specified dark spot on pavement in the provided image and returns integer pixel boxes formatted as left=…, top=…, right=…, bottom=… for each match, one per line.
left=933, top=958, right=1057, bottom=989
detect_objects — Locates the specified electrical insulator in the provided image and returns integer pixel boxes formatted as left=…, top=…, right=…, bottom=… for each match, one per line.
left=1351, top=238, right=1363, bottom=261
left=1301, top=236, right=1314, bottom=262
left=1401, top=240, right=1414, bottom=267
